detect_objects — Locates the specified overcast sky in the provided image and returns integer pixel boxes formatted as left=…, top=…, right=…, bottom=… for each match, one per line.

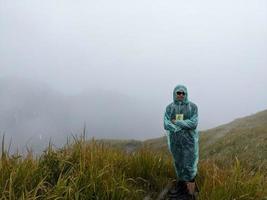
left=1, top=0, right=267, bottom=134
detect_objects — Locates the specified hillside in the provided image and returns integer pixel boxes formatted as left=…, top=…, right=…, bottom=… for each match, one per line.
left=200, top=109, right=267, bottom=146
left=200, top=110, right=267, bottom=171
left=1, top=109, right=267, bottom=199
left=1, top=135, right=266, bottom=199
left=141, top=109, right=267, bottom=172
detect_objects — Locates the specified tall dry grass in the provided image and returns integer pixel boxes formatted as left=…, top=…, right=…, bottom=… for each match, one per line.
left=0, top=135, right=266, bottom=199
left=0, top=135, right=174, bottom=199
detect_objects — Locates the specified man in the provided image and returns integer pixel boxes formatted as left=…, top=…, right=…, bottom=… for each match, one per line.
left=164, top=84, right=199, bottom=199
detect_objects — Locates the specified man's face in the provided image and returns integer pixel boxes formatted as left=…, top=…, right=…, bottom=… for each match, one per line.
left=176, top=91, right=185, bottom=101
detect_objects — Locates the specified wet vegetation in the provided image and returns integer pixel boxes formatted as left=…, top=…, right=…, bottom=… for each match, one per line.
left=0, top=134, right=266, bottom=200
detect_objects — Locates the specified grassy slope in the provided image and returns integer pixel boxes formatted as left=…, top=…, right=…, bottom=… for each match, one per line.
left=1, top=137, right=266, bottom=200
left=200, top=110, right=267, bottom=171
left=0, top=138, right=175, bottom=199
left=142, top=110, right=267, bottom=171
left=1, top=110, right=267, bottom=199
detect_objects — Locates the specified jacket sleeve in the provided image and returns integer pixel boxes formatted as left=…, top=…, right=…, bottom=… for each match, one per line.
left=164, top=105, right=182, bottom=132
left=174, top=104, right=198, bottom=130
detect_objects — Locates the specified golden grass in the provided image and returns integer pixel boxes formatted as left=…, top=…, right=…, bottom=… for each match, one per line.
left=0, top=135, right=266, bottom=200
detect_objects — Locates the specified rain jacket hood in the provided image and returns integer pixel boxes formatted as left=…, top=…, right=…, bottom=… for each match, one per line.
left=173, top=85, right=189, bottom=104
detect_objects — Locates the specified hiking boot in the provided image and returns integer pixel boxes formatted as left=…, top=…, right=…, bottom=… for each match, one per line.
left=173, top=180, right=200, bottom=200
left=186, top=181, right=199, bottom=200
left=167, top=180, right=179, bottom=199
left=176, top=181, right=187, bottom=195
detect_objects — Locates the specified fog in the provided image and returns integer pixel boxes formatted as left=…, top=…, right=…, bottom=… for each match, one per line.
left=0, top=0, right=267, bottom=150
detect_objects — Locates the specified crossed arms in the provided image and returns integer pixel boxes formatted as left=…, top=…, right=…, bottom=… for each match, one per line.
left=164, top=104, right=198, bottom=133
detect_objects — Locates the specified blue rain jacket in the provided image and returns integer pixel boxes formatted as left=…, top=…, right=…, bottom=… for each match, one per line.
left=163, top=85, right=199, bottom=181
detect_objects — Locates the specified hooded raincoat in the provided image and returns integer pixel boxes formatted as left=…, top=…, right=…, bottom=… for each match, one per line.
left=163, top=85, right=199, bottom=181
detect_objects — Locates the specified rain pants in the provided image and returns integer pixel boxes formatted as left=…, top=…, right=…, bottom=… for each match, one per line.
left=163, top=85, right=199, bottom=181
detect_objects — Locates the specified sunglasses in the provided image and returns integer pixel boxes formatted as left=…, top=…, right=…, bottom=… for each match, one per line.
left=176, top=91, right=185, bottom=96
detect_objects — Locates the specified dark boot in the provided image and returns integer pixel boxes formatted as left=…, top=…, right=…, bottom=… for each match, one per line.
left=167, top=180, right=179, bottom=199
left=166, top=180, right=188, bottom=200
left=176, top=180, right=190, bottom=200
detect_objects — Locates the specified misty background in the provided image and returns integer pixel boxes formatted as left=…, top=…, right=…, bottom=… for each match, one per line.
left=0, top=0, right=267, bottom=151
